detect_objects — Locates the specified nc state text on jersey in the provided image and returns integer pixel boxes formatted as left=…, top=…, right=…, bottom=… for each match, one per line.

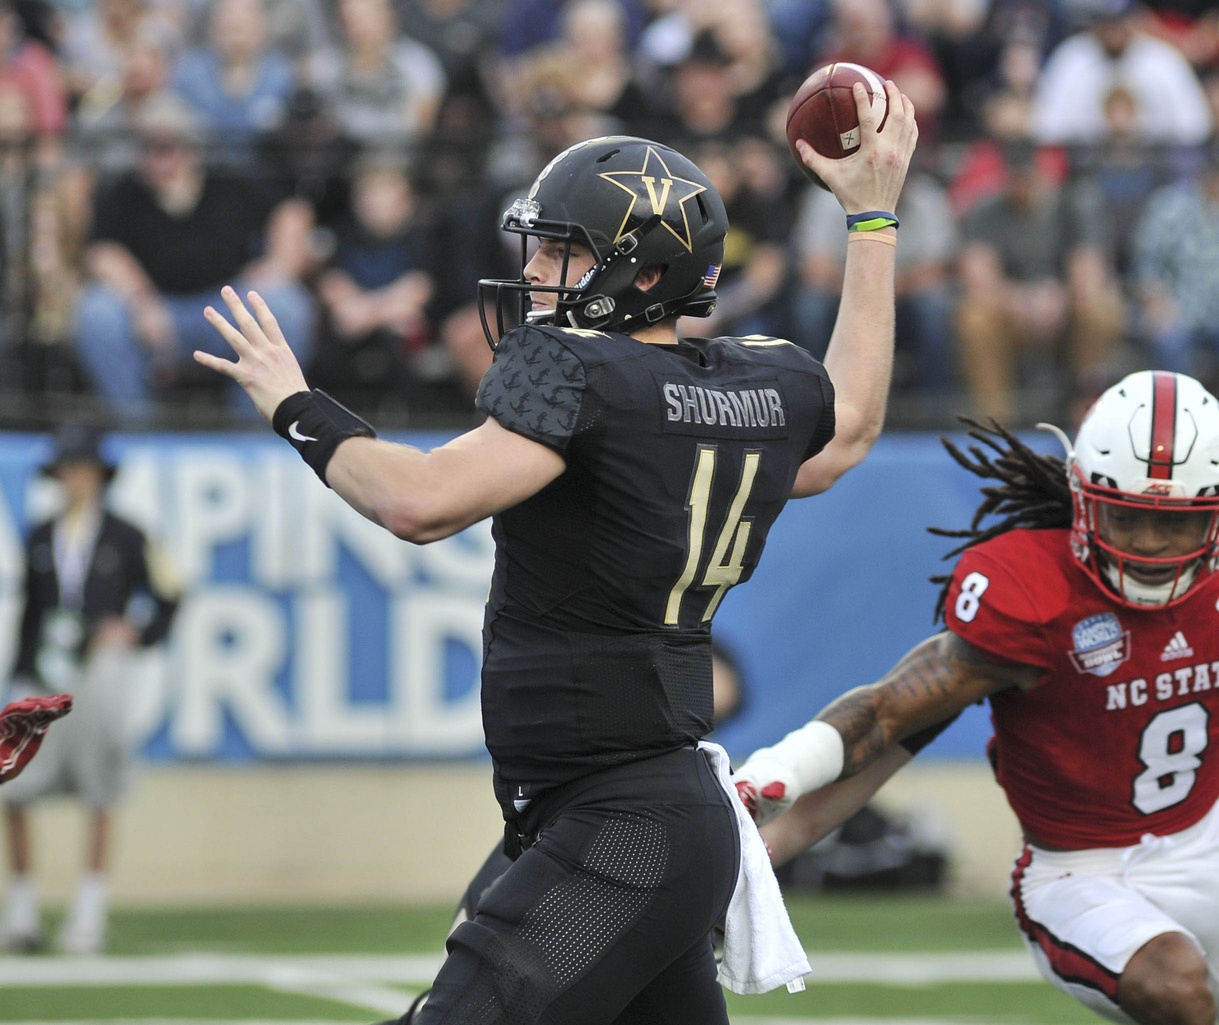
left=1103, top=660, right=1219, bottom=711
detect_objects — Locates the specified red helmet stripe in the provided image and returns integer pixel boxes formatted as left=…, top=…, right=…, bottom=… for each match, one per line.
left=1148, top=371, right=1178, bottom=479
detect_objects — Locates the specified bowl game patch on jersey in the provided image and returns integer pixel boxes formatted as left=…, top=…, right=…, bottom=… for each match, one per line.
left=1068, top=613, right=1130, bottom=677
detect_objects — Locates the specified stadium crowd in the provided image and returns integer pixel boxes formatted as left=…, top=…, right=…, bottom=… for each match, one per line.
left=3, top=0, right=1219, bottom=431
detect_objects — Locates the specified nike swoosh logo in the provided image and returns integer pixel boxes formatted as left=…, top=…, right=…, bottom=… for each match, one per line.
left=288, top=421, right=317, bottom=443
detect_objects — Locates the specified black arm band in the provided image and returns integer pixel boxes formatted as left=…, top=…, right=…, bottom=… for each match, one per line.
left=271, top=389, right=376, bottom=486
left=899, top=711, right=961, bottom=755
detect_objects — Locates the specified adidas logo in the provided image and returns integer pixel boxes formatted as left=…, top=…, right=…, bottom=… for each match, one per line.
left=1160, top=631, right=1194, bottom=662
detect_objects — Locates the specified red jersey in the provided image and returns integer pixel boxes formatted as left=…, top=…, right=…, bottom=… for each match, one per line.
left=944, top=528, right=1219, bottom=849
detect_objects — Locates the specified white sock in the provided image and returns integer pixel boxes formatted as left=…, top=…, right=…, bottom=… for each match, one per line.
left=69, top=873, right=107, bottom=924
left=2, top=875, right=40, bottom=932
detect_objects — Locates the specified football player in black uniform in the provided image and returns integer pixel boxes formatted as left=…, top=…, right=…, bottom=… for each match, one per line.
left=197, top=79, right=917, bottom=1025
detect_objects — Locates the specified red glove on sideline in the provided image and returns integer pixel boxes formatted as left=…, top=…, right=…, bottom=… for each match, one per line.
left=0, top=695, right=73, bottom=783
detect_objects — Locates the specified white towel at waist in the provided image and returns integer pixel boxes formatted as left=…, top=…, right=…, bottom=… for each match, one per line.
left=699, top=740, right=811, bottom=995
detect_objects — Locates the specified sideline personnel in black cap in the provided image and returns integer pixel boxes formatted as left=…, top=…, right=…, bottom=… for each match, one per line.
left=0, top=424, right=180, bottom=955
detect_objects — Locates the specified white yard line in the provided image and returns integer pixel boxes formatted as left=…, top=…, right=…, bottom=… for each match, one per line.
left=0, top=952, right=1047, bottom=1021
left=0, top=950, right=1039, bottom=988
left=0, top=1021, right=367, bottom=1025
left=0, top=953, right=443, bottom=986
left=262, top=976, right=420, bottom=1017
left=0, top=1020, right=1067, bottom=1025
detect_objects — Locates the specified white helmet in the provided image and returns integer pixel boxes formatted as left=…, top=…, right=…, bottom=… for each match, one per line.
left=1066, top=370, right=1219, bottom=607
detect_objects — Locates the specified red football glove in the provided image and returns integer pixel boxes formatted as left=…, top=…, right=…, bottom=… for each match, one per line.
left=734, top=777, right=789, bottom=824
left=0, top=694, right=73, bottom=783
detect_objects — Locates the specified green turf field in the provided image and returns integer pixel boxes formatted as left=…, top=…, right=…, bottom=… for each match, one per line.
left=0, top=894, right=1097, bottom=1024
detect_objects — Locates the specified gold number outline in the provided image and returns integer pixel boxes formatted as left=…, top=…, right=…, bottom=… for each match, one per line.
left=665, top=445, right=762, bottom=625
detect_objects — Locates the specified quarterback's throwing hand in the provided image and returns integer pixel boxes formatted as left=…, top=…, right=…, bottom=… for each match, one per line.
left=196, top=286, right=310, bottom=424
left=0, top=694, right=72, bottom=784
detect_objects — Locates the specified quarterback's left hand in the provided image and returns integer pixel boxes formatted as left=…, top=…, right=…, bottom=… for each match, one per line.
left=197, top=286, right=310, bottom=424
left=0, top=694, right=72, bottom=783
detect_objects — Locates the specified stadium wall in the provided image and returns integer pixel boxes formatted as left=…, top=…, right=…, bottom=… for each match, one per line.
left=0, top=430, right=1039, bottom=904
left=20, top=761, right=1022, bottom=905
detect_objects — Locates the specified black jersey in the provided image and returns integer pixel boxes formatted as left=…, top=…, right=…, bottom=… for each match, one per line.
left=474, top=324, right=834, bottom=795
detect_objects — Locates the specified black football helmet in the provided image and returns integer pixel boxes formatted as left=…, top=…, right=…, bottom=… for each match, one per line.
left=478, top=136, right=728, bottom=347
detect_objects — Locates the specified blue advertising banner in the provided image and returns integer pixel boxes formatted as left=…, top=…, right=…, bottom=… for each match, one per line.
left=0, top=429, right=1059, bottom=765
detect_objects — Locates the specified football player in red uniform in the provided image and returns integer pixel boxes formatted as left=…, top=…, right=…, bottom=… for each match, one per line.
left=736, top=369, right=1219, bottom=1025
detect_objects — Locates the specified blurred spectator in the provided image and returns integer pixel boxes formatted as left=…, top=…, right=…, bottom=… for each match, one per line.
left=73, top=93, right=315, bottom=423
left=1203, top=64, right=1219, bottom=131
left=791, top=167, right=960, bottom=396
left=69, top=29, right=172, bottom=181
left=760, top=0, right=833, bottom=78
left=948, top=86, right=1070, bottom=216
left=1139, top=1, right=1219, bottom=70
left=247, top=0, right=331, bottom=67
left=0, top=80, right=84, bottom=358
left=1032, top=0, right=1211, bottom=147
left=736, top=130, right=797, bottom=209
left=0, top=71, right=89, bottom=410
left=170, top=0, right=295, bottom=170
left=500, top=0, right=656, bottom=137
left=954, top=138, right=1126, bottom=423
left=481, top=43, right=624, bottom=199
left=7, top=0, right=56, bottom=51
left=650, top=28, right=753, bottom=149
left=434, top=222, right=502, bottom=403
left=637, top=0, right=789, bottom=122
left=908, top=0, right=1070, bottom=139
left=309, top=148, right=463, bottom=416
left=1130, top=138, right=1219, bottom=390
left=24, top=163, right=83, bottom=350
left=814, top=0, right=948, bottom=144
left=57, top=0, right=182, bottom=110
left=0, top=424, right=179, bottom=955
left=0, top=0, right=68, bottom=149
left=392, top=0, right=502, bottom=137
left=0, top=79, right=36, bottom=335
left=256, top=86, right=357, bottom=233
left=305, top=0, right=447, bottom=151
left=705, top=0, right=791, bottom=122
left=495, top=0, right=648, bottom=62
left=554, top=0, right=654, bottom=130
left=677, top=138, right=790, bottom=339
left=1069, top=83, right=1187, bottom=276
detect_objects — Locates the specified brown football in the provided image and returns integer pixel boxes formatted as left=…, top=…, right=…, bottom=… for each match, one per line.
left=785, top=62, right=888, bottom=190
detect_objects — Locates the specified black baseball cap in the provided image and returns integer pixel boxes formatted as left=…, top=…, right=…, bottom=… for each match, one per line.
left=39, top=423, right=118, bottom=482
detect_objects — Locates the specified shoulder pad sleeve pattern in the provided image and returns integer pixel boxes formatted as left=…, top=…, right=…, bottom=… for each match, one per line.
left=806, top=372, right=835, bottom=461
left=475, top=327, right=588, bottom=453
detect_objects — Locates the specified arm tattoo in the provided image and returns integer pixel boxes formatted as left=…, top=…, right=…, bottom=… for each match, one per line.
left=822, top=632, right=1035, bottom=777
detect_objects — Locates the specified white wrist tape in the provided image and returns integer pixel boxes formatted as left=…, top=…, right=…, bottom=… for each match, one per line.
left=757, top=719, right=845, bottom=797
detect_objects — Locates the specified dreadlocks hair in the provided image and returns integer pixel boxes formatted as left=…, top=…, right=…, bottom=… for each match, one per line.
left=931, top=417, right=1073, bottom=623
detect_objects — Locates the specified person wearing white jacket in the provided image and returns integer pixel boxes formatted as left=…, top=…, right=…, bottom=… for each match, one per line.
left=1032, top=0, right=1211, bottom=148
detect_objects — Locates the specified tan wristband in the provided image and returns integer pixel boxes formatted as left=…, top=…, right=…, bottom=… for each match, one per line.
left=847, top=231, right=897, bottom=247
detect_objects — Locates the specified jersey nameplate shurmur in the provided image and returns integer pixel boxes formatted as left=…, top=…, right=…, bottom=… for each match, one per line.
left=661, top=381, right=788, bottom=435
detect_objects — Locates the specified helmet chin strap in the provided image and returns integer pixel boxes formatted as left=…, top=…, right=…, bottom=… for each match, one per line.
left=1101, top=559, right=1199, bottom=606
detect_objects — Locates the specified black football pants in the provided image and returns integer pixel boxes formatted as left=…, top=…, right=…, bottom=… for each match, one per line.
left=416, top=746, right=739, bottom=1025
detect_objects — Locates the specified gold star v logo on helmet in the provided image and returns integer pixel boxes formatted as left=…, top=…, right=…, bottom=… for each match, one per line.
left=597, top=146, right=708, bottom=252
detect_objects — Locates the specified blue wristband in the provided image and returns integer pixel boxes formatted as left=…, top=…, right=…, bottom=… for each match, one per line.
left=846, top=210, right=899, bottom=232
